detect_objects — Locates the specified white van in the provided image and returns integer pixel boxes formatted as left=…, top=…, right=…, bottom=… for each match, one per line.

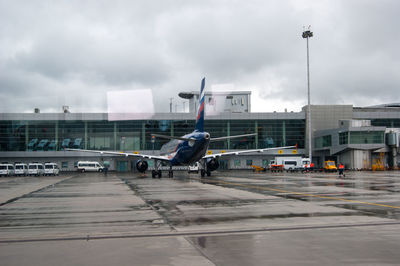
left=0, top=164, right=15, bottom=176
left=44, top=163, right=60, bottom=176
left=188, top=162, right=199, bottom=173
left=271, top=157, right=311, bottom=171
left=77, top=161, right=104, bottom=172
left=15, top=163, right=28, bottom=176
left=28, top=163, right=45, bottom=176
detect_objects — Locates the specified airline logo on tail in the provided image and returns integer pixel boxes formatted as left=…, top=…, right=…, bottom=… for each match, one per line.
left=195, top=77, right=206, bottom=132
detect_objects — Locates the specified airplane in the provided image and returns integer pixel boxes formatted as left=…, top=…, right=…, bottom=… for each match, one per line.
left=66, top=78, right=296, bottom=178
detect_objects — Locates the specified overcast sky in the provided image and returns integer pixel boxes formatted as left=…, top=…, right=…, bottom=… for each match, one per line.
left=0, top=0, right=399, bottom=113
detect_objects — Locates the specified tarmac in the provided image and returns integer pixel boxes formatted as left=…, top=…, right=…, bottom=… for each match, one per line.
left=1, top=170, right=400, bottom=265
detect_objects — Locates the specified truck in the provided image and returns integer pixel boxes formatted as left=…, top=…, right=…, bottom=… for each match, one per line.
left=269, top=157, right=311, bottom=172
left=324, top=160, right=337, bottom=172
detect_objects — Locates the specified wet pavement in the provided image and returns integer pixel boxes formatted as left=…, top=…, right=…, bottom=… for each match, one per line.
left=1, top=171, right=400, bottom=265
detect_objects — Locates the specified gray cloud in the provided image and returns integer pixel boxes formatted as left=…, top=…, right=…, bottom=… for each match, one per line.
left=0, top=0, right=399, bottom=113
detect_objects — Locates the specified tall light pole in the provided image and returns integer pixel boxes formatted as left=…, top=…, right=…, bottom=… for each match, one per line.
left=302, top=26, right=313, bottom=162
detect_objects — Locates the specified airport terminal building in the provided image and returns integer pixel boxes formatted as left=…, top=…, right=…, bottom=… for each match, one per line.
left=1, top=91, right=400, bottom=172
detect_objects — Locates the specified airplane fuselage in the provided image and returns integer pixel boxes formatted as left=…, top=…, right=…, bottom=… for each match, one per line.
left=160, top=131, right=210, bottom=166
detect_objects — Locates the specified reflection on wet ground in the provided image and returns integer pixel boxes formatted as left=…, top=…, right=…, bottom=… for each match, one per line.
left=1, top=170, right=400, bottom=265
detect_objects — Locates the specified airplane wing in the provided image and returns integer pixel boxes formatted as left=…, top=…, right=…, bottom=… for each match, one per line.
left=202, top=145, right=297, bottom=159
left=65, top=148, right=171, bottom=162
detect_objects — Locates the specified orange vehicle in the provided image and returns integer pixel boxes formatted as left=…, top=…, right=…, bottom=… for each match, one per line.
left=250, top=165, right=266, bottom=172
left=270, top=164, right=284, bottom=172
left=324, top=160, right=337, bottom=172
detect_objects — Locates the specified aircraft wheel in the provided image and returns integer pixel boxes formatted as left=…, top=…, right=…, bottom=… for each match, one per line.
left=206, top=170, right=211, bottom=177
left=152, top=170, right=156, bottom=178
left=200, top=169, right=205, bottom=177
left=158, top=170, right=162, bottom=178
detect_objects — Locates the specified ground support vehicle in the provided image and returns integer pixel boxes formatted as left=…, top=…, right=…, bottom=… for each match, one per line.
left=77, top=161, right=104, bottom=172
left=324, top=160, right=338, bottom=172
left=270, top=164, right=284, bottom=172
left=269, top=157, right=311, bottom=172
left=188, top=162, right=199, bottom=174
left=44, top=163, right=60, bottom=176
left=28, top=163, right=45, bottom=176
left=251, top=165, right=267, bottom=172
left=14, top=163, right=28, bottom=176
left=0, top=164, right=15, bottom=177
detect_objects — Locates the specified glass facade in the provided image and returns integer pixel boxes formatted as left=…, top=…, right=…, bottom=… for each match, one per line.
left=371, top=119, right=400, bottom=128
left=349, top=131, right=384, bottom=144
left=0, top=121, right=26, bottom=151
left=315, top=135, right=332, bottom=148
left=339, top=132, right=348, bottom=145
left=0, top=118, right=306, bottom=152
left=258, top=120, right=305, bottom=149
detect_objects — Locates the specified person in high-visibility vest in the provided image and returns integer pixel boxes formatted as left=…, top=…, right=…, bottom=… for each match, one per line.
left=338, top=163, right=345, bottom=177
left=310, top=162, right=315, bottom=171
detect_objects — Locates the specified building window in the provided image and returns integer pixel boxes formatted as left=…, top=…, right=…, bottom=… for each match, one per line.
left=61, top=162, right=68, bottom=168
left=339, top=132, right=348, bottom=145
left=246, top=160, right=253, bottom=166
left=350, top=131, right=384, bottom=144
left=323, top=135, right=331, bottom=147
left=234, top=160, right=241, bottom=167
left=315, top=135, right=331, bottom=148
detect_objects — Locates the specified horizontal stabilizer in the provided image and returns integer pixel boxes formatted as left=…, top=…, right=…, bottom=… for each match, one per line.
left=151, top=133, right=192, bottom=142
left=210, top=133, right=257, bottom=142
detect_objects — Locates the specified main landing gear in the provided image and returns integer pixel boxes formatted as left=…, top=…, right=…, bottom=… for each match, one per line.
left=152, top=170, right=162, bottom=178
left=200, top=159, right=211, bottom=177
left=152, top=160, right=162, bottom=178
left=200, top=169, right=211, bottom=177
left=151, top=160, right=173, bottom=178
left=151, top=170, right=174, bottom=178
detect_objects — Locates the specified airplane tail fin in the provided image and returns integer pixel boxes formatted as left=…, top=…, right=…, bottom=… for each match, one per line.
left=195, top=78, right=205, bottom=132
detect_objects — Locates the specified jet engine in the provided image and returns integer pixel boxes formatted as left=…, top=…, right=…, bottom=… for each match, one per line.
left=136, top=160, right=148, bottom=173
left=206, top=158, right=219, bottom=171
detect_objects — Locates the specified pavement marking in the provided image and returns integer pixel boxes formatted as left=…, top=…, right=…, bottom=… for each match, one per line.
left=2, top=221, right=400, bottom=243
left=192, top=177, right=400, bottom=210
left=0, top=175, right=76, bottom=206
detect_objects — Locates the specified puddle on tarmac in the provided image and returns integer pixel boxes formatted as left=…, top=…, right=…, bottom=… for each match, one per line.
left=169, top=212, right=375, bottom=226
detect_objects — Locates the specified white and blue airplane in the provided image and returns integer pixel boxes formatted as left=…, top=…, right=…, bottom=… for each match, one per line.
left=67, top=78, right=296, bottom=178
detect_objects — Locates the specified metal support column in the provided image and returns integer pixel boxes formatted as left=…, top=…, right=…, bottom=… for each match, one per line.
left=84, top=121, right=87, bottom=149
left=25, top=121, right=29, bottom=151
left=141, top=122, right=146, bottom=150
left=55, top=120, right=59, bottom=150
left=113, top=122, right=117, bottom=150
left=227, top=121, right=230, bottom=149
left=255, top=120, right=258, bottom=148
